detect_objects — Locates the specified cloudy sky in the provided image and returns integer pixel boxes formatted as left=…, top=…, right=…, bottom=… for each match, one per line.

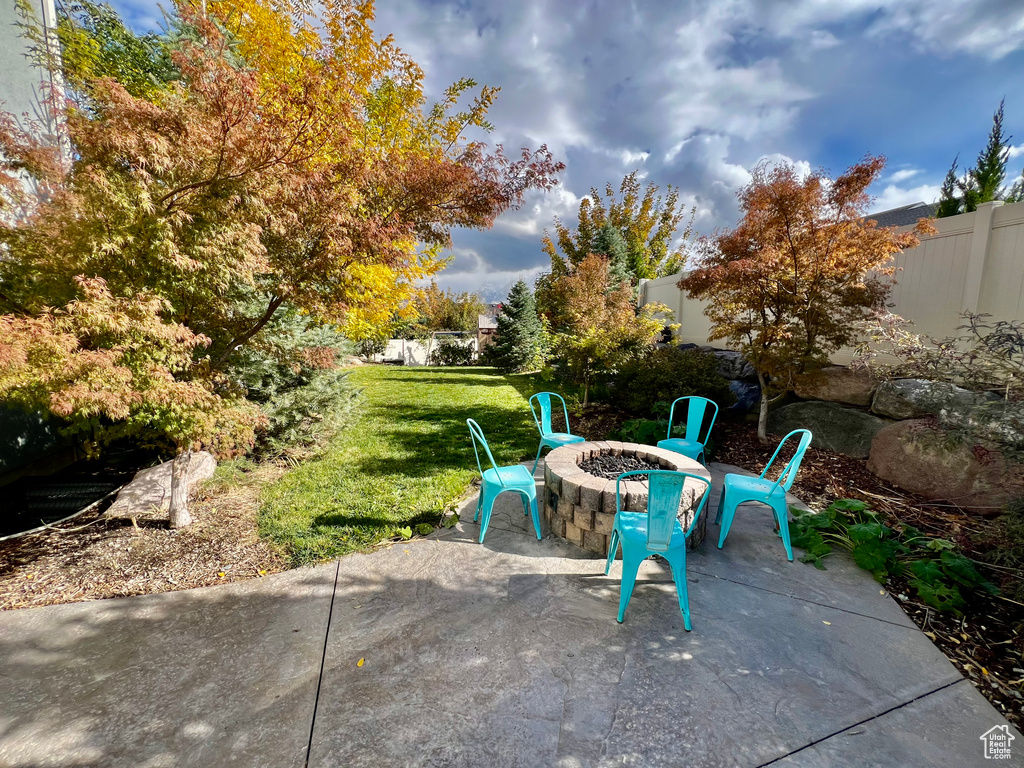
left=113, top=0, right=1024, bottom=300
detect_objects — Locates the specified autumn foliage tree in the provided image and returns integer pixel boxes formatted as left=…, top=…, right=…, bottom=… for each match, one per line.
left=412, top=282, right=486, bottom=334
left=550, top=255, right=668, bottom=406
left=681, top=157, right=931, bottom=441
left=0, top=0, right=563, bottom=526
left=542, top=171, right=695, bottom=282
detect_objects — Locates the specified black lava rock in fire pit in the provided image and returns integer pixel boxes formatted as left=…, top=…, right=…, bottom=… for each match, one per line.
left=578, top=453, right=663, bottom=482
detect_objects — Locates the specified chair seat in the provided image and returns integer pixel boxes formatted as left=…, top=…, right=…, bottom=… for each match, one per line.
left=617, top=511, right=687, bottom=551
left=482, top=464, right=536, bottom=488
left=542, top=433, right=586, bottom=447
left=723, top=472, right=783, bottom=500
left=657, top=437, right=704, bottom=460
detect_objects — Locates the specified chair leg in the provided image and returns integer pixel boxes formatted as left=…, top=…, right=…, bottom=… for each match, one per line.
left=478, top=487, right=497, bottom=544
left=667, top=551, right=692, bottom=631
left=773, top=499, right=793, bottom=561
left=532, top=442, right=545, bottom=475
left=717, top=494, right=738, bottom=550
left=617, top=551, right=644, bottom=623
left=714, top=484, right=727, bottom=525
left=473, top=491, right=483, bottom=523
left=528, top=492, right=541, bottom=540
left=604, top=529, right=620, bottom=575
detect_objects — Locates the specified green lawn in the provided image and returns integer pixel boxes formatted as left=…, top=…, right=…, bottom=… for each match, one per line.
left=259, top=366, right=541, bottom=565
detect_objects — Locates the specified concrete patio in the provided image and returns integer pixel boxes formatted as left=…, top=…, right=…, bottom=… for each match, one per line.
left=0, top=463, right=1018, bottom=767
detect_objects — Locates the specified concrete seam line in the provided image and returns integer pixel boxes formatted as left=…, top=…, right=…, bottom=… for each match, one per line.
left=304, top=557, right=342, bottom=768
left=688, top=568, right=923, bottom=631
left=753, top=679, right=967, bottom=767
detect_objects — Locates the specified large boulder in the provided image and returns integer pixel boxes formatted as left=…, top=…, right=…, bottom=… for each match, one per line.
left=107, top=451, right=218, bottom=518
left=695, top=346, right=758, bottom=382
left=727, top=380, right=761, bottom=413
left=867, top=420, right=1022, bottom=515
left=938, top=398, right=1024, bottom=450
left=794, top=366, right=875, bottom=406
left=871, top=379, right=997, bottom=420
left=767, top=401, right=888, bottom=458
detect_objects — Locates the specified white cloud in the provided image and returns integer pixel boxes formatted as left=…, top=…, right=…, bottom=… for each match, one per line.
left=754, top=0, right=1024, bottom=61
left=492, top=185, right=580, bottom=238
left=433, top=247, right=545, bottom=302
left=867, top=1, right=1024, bottom=61
left=1008, top=143, right=1024, bottom=160
left=807, top=30, right=841, bottom=50
left=889, top=169, right=921, bottom=183
left=869, top=182, right=942, bottom=213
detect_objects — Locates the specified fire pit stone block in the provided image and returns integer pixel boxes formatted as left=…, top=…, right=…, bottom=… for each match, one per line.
left=579, top=476, right=608, bottom=510
left=574, top=507, right=594, bottom=531
left=583, top=529, right=607, bottom=555
left=594, top=511, right=616, bottom=536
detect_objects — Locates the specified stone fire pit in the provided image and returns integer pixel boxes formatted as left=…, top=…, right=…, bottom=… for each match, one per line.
left=542, top=440, right=711, bottom=556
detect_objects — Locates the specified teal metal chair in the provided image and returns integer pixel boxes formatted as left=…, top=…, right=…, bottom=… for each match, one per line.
left=657, top=396, right=718, bottom=465
left=715, top=429, right=812, bottom=561
left=467, top=418, right=541, bottom=544
left=529, top=392, right=586, bottom=474
left=604, top=469, right=711, bottom=629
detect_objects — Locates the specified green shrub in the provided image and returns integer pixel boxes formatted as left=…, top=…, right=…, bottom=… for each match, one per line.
left=429, top=335, right=475, bottom=366
left=609, top=412, right=717, bottom=459
left=225, top=306, right=358, bottom=456
left=791, top=499, right=999, bottom=613
left=612, top=347, right=733, bottom=416
left=484, top=280, right=546, bottom=373
left=355, top=336, right=387, bottom=358
left=611, top=418, right=670, bottom=445
left=990, top=497, right=1024, bottom=567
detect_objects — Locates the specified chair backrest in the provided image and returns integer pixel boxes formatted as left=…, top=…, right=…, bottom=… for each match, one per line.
left=467, top=418, right=505, bottom=486
left=529, top=392, right=571, bottom=438
left=667, top=396, right=718, bottom=445
left=615, top=469, right=712, bottom=552
left=761, top=429, right=813, bottom=493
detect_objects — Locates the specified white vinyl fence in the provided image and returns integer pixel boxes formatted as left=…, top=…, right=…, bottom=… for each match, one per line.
left=376, top=334, right=479, bottom=366
left=638, top=200, right=1024, bottom=364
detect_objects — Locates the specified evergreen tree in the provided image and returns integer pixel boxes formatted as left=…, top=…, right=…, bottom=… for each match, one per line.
left=591, top=222, right=632, bottom=287
left=484, top=281, right=545, bottom=373
left=960, top=99, right=1011, bottom=212
left=936, top=155, right=961, bottom=218
left=1006, top=172, right=1024, bottom=204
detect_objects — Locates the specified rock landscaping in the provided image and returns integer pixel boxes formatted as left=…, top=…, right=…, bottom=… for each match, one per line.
left=867, top=419, right=1024, bottom=514
left=871, top=378, right=998, bottom=421
left=767, top=400, right=889, bottom=458
left=794, top=365, right=876, bottom=406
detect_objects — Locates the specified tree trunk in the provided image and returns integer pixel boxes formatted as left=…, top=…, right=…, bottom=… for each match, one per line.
left=168, top=449, right=193, bottom=529
left=756, top=371, right=771, bottom=444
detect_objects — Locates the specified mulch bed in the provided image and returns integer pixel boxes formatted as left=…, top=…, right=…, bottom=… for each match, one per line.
left=558, top=403, right=630, bottom=445
left=0, top=465, right=287, bottom=611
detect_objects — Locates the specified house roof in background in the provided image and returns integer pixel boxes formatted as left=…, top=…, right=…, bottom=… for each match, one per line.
left=869, top=201, right=938, bottom=228
left=478, top=314, right=498, bottom=330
